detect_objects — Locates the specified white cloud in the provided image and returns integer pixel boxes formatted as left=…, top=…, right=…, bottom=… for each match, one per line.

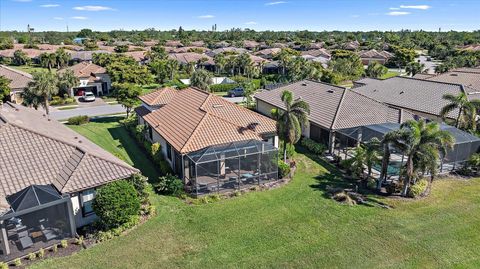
left=197, top=15, right=214, bottom=19
left=73, top=5, right=113, bottom=11
left=41, top=4, right=60, bottom=7
left=399, top=5, right=431, bottom=10
left=71, top=16, right=88, bottom=20
left=245, top=21, right=257, bottom=25
left=389, top=7, right=401, bottom=10
left=386, top=11, right=411, bottom=16
left=53, top=17, right=63, bottom=20
left=265, top=1, right=287, bottom=6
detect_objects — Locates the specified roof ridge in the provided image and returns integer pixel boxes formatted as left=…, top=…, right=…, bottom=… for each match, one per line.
left=0, top=64, right=33, bottom=79
left=330, top=88, right=347, bottom=129
left=180, top=112, right=209, bottom=153
left=394, top=75, right=465, bottom=88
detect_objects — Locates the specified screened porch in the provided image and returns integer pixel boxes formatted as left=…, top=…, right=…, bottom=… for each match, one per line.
left=184, top=140, right=279, bottom=196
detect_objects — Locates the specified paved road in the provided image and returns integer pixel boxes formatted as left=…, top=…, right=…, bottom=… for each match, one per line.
left=50, top=104, right=126, bottom=120
left=223, top=96, right=244, bottom=103
left=416, top=55, right=441, bottom=74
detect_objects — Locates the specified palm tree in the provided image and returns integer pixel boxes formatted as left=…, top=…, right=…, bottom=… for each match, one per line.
left=39, top=53, right=57, bottom=71
left=363, top=138, right=381, bottom=185
left=377, top=131, right=401, bottom=191
left=57, top=70, right=79, bottom=96
left=21, top=87, right=42, bottom=110
left=190, top=69, right=212, bottom=92
left=405, top=61, right=425, bottom=76
left=276, top=90, right=310, bottom=161
left=166, top=59, right=179, bottom=81
left=55, top=48, right=70, bottom=69
left=390, top=119, right=454, bottom=196
left=440, top=92, right=480, bottom=131
left=24, top=71, right=58, bottom=115
left=213, top=53, right=226, bottom=74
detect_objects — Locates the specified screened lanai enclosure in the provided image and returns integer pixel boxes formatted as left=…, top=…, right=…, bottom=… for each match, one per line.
left=0, top=185, right=76, bottom=262
left=334, top=123, right=480, bottom=177
left=184, top=140, right=279, bottom=196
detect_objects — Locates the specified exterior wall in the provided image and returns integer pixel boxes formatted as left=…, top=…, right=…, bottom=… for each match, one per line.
left=256, top=99, right=276, bottom=118
left=96, top=73, right=112, bottom=92
left=70, top=193, right=97, bottom=228
left=151, top=128, right=174, bottom=167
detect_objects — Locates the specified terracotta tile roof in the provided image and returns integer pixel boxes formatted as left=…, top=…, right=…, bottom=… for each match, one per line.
left=301, top=49, right=331, bottom=59
left=142, top=87, right=276, bottom=154
left=123, top=51, right=147, bottom=62
left=358, top=49, right=393, bottom=59
left=208, top=47, right=248, bottom=56
left=58, top=62, right=106, bottom=78
left=0, top=65, right=33, bottom=91
left=0, top=103, right=138, bottom=198
left=352, top=77, right=463, bottom=119
left=139, top=87, right=178, bottom=107
left=168, top=53, right=214, bottom=65
left=165, top=40, right=184, bottom=47
left=255, top=80, right=406, bottom=130
left=255, top=48, right=281, bottom=57
left=190, top=41, right=205, bottom=47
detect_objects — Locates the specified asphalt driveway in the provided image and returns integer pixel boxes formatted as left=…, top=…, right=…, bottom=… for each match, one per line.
left=50, top=104, right=126, bottom=120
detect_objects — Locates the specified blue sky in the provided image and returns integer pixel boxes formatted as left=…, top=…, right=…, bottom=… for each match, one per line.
left=0, top=0, right=478, bottom=32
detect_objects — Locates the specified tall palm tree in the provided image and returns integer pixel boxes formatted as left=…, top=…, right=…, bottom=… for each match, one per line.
left=377, top=131, right=401, bottom=191
left=213, top=53, right=226, bottom=74
left=167, top=59, right=179, bottom=81
left=405, top=61, right=425, bottom=76
left=390, top=119, right=454, bottom=196
left=39, top=53, right=57, bottom=71
left=276, top=90, right=310, bottom=161
left=57, top=70, right=79, bottom=96
left=363, top=138, right=381, bottom=185
left=190, top=69, right=212, bottom=92
left=24, top=71, right=58, bottom=115
left=440, top=92, right=480, bottom=131
left=55, top=48, right=70, bottom=69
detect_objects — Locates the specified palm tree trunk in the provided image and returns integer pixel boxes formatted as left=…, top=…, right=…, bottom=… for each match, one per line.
left=423, top=174, right=434, bottom=197
left=377, top=146, right=389, bottom=191
left=401, top=156, right=414, bottom=196
left=283, top=145, right=287, bottom=163
left=44, top=96, right=50, bottom=115
left=456, top=107, right=462, bottom=129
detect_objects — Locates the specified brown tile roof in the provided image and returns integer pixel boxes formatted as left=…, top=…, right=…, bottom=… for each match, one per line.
left=352, top=77, right=463, bottom=119
left=358, top=49, right=393, bottom=59
left=0, top=103, right=138, bottom=198
left=0, top=65, right=33, bottom=91
left=165, top=40, right=184, bottom=47
left=168, top=53, right=214, bottom=65
left=142, top=87, right=276, bottom=154
left=255, top=48, right=281, bottom=58
left=139, top=87, right=178, bottom=107
left=254, top=80, right=406, bottom=130
left=58, top=62, right=106, bottom=78
left=301, top=49, right=331, bottom=58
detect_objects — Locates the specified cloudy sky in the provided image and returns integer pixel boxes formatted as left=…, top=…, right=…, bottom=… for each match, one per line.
left=0, top=0, right=478, bottom=32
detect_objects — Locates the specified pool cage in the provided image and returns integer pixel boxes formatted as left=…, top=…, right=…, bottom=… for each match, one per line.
left=334, top=123, right=480, bottom=176
left=184, top=139, right=279, bottom=196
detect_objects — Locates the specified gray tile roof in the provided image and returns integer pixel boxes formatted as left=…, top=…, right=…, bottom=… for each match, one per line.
left=254, top=80, right=406, bottom=130
left=352, top=77, right=462, bottom=119
left=422, top=69, right=480, bottom=98
left=0, top=103, right=138, bottom=199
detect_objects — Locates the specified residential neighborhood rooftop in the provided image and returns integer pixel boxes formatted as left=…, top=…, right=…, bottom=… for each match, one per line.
left=58, top=61, right=106, bottom=78
left=0, top=65, right=33, bottom=90
left=142, top=87, right=276, bottom=154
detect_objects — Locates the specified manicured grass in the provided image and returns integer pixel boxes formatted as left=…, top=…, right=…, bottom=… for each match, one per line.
left=380, top=71, right=400, bottom=79
left=32, top=122, right=480, bottom=269
left=57, top=106, right=78, bottom=110
left=67, top=117, right=161, bottom=182
left=8, top=64, right=57, bottom=74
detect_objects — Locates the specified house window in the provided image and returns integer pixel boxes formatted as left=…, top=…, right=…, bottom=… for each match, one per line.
left=80, top=189, right=95, bottom=217
left=166, top=143, right=172, bottom=160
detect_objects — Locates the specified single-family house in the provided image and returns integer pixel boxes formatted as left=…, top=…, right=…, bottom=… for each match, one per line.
left=135, top=87, right=279, bottom=196
left=255, top=48, right=281, bottom=60
left=255, top=80, right=411, bottom=153
left=58, top=62, right=111, bottom=96
left=418, top=68, right=480, bottom=99
left=0, top=103, right=138, bottom=261
left=0, top=65, right=33, bottom=104
left=358, top=49, right=393, bottom=65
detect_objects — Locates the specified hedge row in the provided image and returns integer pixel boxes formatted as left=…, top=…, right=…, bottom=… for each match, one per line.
left=209, top=83, right=239, bottom=92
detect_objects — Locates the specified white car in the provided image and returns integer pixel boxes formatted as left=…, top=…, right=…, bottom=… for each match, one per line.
left=82, top=92, right=96, bottom=102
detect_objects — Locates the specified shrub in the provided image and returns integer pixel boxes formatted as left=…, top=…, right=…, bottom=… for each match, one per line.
left=333, top=192, right=356, bottom=205
left=301, top=138, right=327, bottom=155
left=126, top=174, right=149, bottom=203
left=159, top=158, right=173, bottom=175
left=93, top=180, right=141, bottom=229
left=52, top=243, right=58, bottom=253
left=209, top=83, right=239, bottom=93
left=386, top=182, right=402, bottom=195
left=208, top=194, right=221, bottom=202
left=279, top=141, right=295, bottom=160
left=14, top=258, right=21, bottom=266
left=278, top=160, right=291, bottom=179
left=37, top=248, right=45, bottom=258
left=151, top=143, right=162, bottom=161
left=75, top=236, right=84, bottom=246
left=67, top=115, right=89, bottom=125
left=60, top=239, right=68, bottom=248
left=28, top=252, right=36, bottom=260
left=408, top=179, right=428, bottom=198
left=0, top=262, right=8, bottom=269
left=153, top=174, right=184, bottom=195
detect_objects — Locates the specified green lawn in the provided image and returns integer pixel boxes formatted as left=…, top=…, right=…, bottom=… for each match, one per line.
left=380, top=71, right=400, bottom=79
left=8, top=64, right=57, bottom=74
left=67, top=117, right=161, bottom=181
left=33, top=119, right=480, bottom=268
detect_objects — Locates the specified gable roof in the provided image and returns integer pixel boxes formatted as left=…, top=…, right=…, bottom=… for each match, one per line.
left=139, top=87, right=178, bottom=106
left=142, top=87, right=276, bottom=154
left=358, top=49, right=393, bottom=59
left=168, top=53, right=214, bottom=65
left=352, top=76, right=463, bottom=118
left=58, top=62, right=106, bottom=78
left=0, top=103, right=138, bottom=199
left=254, top=80, right=407, bottom=130
left=0, top=65, right=33, bottom=90
left=421, top=68, right=480, bottom=98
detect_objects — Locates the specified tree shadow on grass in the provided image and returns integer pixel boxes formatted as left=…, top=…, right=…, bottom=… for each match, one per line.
left=100, top=117, right=163, bottom=183
left=298, top=146, right=389, bottom=208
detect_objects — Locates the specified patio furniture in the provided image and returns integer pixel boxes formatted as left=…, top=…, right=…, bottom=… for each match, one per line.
left=18, top=236, right=33, bottom=250
left=42, top=229, right=57, bottom=241
left=30, top=231, right=43, bottom=242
